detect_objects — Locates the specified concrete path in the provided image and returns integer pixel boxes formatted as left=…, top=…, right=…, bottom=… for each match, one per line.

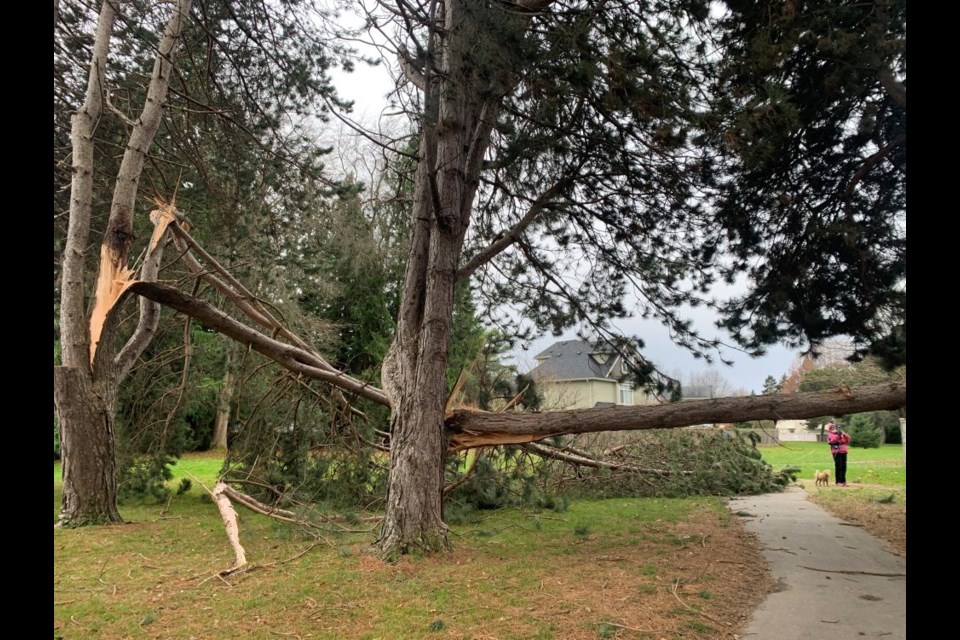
left=727, top=487, right=906, bottom=640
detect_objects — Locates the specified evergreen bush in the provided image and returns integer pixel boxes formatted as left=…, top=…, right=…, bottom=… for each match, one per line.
left=844, top=414, right=884, bottom=448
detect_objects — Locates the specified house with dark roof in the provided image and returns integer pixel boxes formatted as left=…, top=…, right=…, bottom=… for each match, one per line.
left=528, top=339, right=660, bottom=410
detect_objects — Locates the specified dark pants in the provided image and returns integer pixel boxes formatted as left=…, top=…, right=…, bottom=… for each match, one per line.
left=833, top=452, right=847, bottom=484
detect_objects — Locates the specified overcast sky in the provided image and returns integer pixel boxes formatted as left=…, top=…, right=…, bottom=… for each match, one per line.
left=327, top=35, right=801, bottom=396
left=511, top=320, right=799, bottom=396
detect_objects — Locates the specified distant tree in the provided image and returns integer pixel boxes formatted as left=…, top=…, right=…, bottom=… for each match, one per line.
left=798, top=358, right=904, bottom=393
left=799, top=357, right=904, bottom=441
left=761, top=375, right=781, bottom=396
left=685, top=369, right=734, bottom=398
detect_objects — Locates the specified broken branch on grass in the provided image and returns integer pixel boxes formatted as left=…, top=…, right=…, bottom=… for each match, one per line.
left=598, top=622, right=663, bottom=634
left=799, top=566, right=906, bottom=577
left=212, top=481, right=247, bottom=572
left=670, top=579, right=728, bottom=627
left=218, top=481, right=381, bottom=526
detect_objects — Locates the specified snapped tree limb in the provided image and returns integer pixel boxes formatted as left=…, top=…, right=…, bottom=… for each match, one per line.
left=126, top=282, right=391, bottom=407
left=89, top=0, right=194, bottom=368
left=445, top=382, right=906, bottom=450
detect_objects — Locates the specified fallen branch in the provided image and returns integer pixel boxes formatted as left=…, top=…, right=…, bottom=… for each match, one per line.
left=447, top=383, right=906, bottom=449
left=218, top=483, right=304, bottom=523
left=598, top=621, right=664, bottom=634
left=523, top=441, right=692, bottom=475
left=670, top=579, right=728, bottom=627
left=211, top=481, right=247, bottom=573
left=218, top=479, right=382, bottom=525
left=799, top=566, right=905, bottom=577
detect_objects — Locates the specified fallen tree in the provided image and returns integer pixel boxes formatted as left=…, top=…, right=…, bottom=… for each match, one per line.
left=445, top=383, right=906, bottom=449
left=119, top=278, right=906, bottom=450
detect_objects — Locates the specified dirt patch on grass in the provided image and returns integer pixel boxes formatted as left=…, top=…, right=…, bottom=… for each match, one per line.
left=500, top=508, right=776, bottom=640
left=55, top=499, right=780, bottom=640
left=806, top=486, right=906, bottom=558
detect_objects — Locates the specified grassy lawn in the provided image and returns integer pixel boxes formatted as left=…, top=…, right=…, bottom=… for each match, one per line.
left=54, top=442, right=906, bottom=638
left=54, top=453, right=770, bottom=640
left=757, top=441, right=906, bottom=555
left=758, top=441, right=906, bottom=488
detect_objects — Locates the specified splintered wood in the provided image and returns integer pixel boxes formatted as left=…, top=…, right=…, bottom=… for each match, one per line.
left=88, top=200, right=179, bottom=365
left=212, top=481, right=247, bottom=572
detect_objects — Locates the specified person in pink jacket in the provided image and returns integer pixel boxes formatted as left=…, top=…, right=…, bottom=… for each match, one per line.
left=827, top=422, right=852, bottom=486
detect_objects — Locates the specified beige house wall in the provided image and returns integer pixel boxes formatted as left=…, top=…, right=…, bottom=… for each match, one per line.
left=539, top=379, right=661, bottom=410
left=775, top=418, right=817, bottom=442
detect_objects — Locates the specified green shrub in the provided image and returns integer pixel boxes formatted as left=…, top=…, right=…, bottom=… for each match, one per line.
left=117, top=455, right=175, bottom=503
left=873, top=411, right=903, bottom=444
left=540, top=430, right=790, bottom=499
left=845, top=414, right=884, bottom=448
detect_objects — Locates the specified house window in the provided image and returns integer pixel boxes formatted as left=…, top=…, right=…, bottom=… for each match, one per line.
left=618, top=383, right=634, bottom=406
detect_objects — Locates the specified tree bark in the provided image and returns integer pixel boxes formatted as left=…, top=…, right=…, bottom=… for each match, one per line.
left=55, top=0, right=193, bottom=526
left=211, top=343, right=237, bottom=450
left=446, top=382, right=907, bottom=449
left=55, top=0, right=118, bottom=527
left=376, top=157, right=456, bottom=558
left=54, top=367, right=122, bottom=526
left=373, top=0, right=509, bottom=559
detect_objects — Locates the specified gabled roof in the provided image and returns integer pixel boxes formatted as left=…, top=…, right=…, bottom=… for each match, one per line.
left=530, top=339, right=623, bottom=382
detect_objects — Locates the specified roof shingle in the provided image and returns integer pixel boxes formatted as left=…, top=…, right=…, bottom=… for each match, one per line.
left=530, top=339, right=621, bottom=381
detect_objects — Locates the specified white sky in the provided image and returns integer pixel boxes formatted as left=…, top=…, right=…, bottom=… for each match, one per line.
left=327, top=25, right=801, bottom=396
left=511, top=320, right=799, bottom=396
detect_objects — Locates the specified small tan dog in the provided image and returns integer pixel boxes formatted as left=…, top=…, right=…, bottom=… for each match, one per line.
left=814, top=470, right=830, bottom=487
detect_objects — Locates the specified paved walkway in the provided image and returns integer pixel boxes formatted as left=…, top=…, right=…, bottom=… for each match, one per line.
left=727, top=487, right=906, bottom=639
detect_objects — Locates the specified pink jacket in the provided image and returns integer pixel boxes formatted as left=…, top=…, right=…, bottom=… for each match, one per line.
left=828, top=428, right=850, bottom=454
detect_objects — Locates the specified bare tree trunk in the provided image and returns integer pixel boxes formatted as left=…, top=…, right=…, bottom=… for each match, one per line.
left=54, top=368, right=121, bottom=526
left=211, top=344, right=238, bottom=450
left=374, top=0, right=504, bottom=558
left=55, top=0, right=193, bottom=526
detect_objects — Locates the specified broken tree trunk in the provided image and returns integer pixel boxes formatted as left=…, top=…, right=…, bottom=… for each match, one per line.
left=446, top=383, right=907, bottom=450
left=55, top=0, right=194, bottom=527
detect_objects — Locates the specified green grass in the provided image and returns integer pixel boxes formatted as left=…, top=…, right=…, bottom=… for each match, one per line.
left=55, top=453, right=743, bottom=640
left=758, top=442, right=905, bottom=488
left=54, top=453, right=226, bottom=521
